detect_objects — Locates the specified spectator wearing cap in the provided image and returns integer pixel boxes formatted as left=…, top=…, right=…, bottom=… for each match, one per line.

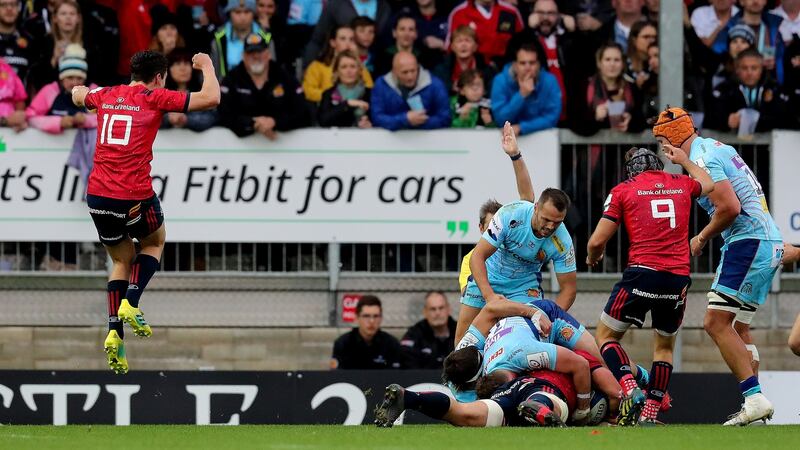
left=445, top=0, right=524, bottom=66
left=303, top=24, right=373, bottom=103
left=371, top=51, right=450, bottom=130
left=491, top=42, right=561, bottom=136
left=211, top=0, right=271, bottom=78
left=705, top=48, right=789, bottom=132
left=149, top=5, right=186, bottom=56
left=711, top=0, right=785, bottom=84
left=27, top=0, right=96, bottom=96
left=331, top=295, right=402, bottom=370
left=303, top=0, right=392, bottom=67
left=708, top=24, right=756, bottom=91
left=0, top=0, right=35, bottom=82
left=0, top=56, right=27, bottom=132
left=400, top=291, right=457, bottom=369
left=691, top=0, right=739, bottom=47
left=161, top=49, right=218, bottom=132
left=433, top=25, right=493, bottom=95
left=26, top=44, right=97, bottom=134
left=218, top=32, right=309, bottom=138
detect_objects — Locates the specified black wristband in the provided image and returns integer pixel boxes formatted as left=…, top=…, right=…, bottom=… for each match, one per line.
left=510, top=152, right=522, bottom=161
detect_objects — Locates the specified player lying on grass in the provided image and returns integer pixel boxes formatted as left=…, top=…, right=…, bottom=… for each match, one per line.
left=373, top=350, right=615, bottom=428
left=587, top=144, right=713, bottom=426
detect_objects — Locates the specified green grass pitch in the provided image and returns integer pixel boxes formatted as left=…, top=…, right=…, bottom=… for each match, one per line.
left=2, top=425, right=800, bottom=449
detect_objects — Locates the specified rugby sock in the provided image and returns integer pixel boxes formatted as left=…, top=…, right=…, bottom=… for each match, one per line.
left=107, top=280, right=127, bottom=338
left=642, top=361, right=672, bottom=421
left=126, top=254, right=160, bottom=307
left=634, top=364, right=650, bottom=388
left=600, top=341, right=638, bottom=395
left=739, top=375, right=762, bottom=398
left=403, top=390, right=451, bottom=420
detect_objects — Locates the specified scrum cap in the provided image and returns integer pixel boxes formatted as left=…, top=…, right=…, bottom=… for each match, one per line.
left=652, top=106, right=695, bottom=147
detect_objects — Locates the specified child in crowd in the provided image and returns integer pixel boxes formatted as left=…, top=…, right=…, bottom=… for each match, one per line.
left=450, top=69, right=493, bottom=128
left=351, top=16, right=376, bottom=75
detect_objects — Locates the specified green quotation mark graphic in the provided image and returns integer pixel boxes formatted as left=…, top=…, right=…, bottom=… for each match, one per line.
left=447, top=221, right=469, bottom=237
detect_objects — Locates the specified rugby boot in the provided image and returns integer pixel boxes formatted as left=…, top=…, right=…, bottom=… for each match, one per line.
left=518, top=400, right=566, bottom=427
left=723, top=393, right=774, bottom=426
left=374, top=384, right=405, bottom=427
left=617, top=387, right=646, bottom=426
left=103, top=330, right=128, bottom=375
left=117, top=299, right=152, bottom=337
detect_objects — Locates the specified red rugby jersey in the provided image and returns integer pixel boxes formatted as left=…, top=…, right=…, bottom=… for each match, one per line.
left=85, top=84, right=189, bottom=200
left=445, top=1, right=523, bottom=62
left=603, top=171, right=701, bottom=276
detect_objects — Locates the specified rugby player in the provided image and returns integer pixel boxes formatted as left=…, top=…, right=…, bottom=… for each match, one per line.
left=652, top=107, right=782, bottom=425
left=587, top=145, right=713, bottom=426
left=457, top=189, right=577, bottom=343
left=72, top=51, right=221, bottom=374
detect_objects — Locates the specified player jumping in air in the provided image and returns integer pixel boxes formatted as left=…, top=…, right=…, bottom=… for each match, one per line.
left=587, top=145, right=713, bottom=426
left=72, top=51, right=220, bottom=374
left=652, top=107, right=782, bottom=425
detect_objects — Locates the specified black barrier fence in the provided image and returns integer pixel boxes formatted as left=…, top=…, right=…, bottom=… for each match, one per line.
left=0, top=370, right=743, bottom=425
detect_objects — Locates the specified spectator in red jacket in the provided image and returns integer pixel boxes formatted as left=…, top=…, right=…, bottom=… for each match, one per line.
left=445, top=0, right=523, bottom=66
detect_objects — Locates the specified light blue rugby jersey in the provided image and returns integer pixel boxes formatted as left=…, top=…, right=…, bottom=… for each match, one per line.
left=689, top=137, right=781, bottom=242
left=482, top=201, right=576, bottom=292
left=481, top=316, right=558, bottom=375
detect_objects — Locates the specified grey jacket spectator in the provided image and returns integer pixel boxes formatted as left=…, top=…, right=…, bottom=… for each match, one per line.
left=304, top=0, right=392, bottom=67
left=331, top=295, right=402, bottom=370
left=399, top=291, right=457, bottom=370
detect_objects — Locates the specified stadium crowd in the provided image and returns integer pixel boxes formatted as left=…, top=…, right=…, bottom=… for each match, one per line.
left=2, top=0, right=800, bottom=137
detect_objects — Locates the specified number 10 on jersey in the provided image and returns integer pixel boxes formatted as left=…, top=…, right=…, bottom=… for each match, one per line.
left=100, top=113, right=133, bottom=145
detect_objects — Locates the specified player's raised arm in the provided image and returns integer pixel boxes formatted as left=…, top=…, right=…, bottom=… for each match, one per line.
left=662, top=143, right=714, bottom=195
left=501, top=121, right=535, bottom=202
left=71, top=85, right=90, bottom=108
left=187, top=53, right=221, bottom=111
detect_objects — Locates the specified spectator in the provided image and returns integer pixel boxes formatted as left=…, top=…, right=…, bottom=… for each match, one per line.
left=374, top=13, right=421, bottom=75
left=445, top=0, right=524, bottom=66
left=256, top=0, right=276, bottom=30
left=211, top=0, right=271, bottom=78
left=103, top=0, right=156, bottom=79
left=691, top=0, right=739, bottom=47
left=772, top=0, right=800, bottom=45
left=585, top=43, right=637, bottom=133
left=161, top=49, right=218, bottom=132
left=255, top=0, right=287, bottom=64
left=450, top=68, right=493, bottom=128
left=284, top=0, right=324, bottom=65
left=351, top=15, right=376, bottom=74
left=331, top=295, right=402, bottom=370
left=711, top=0, right=785, bottom=85
left=371, top=51, right=450, bottom=130
left=28, top=0, right=98, bottom=95
left=569, top=0, right=614, bottom=32
left=517, top=0, right=587, bottom=126
left=149, top=5, right=186, bottom=56
left=26, top=44, right=96, bottom=134
left=595, top=0, right=644, bottom=53
left=491, top=42, right=561, bottom=136
left=318, top=50, right=372, bottom=128
left=432, top=25, right=493, bottom=95
left=642, top=0, right=658, bottom=23
left=624, top=20, right=657, bottom=90
left=706, top=48, right=789, bottom=132
left=399, top=291, right=457, bottom=370
left=0, top=0, right=35, bottom=81
left=639, top=42, right=659, bottom=121
left=304, top=0, right=392, bottom=67
left=303, top=24, right=373, bottom=103
left=433, top=25, right=494, bottom=94
left=409, top=0, right=447, bottom=70
left=219, top=32, right=309, bottom=138
left=0, top=56, right=27, bottom=132
left=708, top=24, right=755, bottom=91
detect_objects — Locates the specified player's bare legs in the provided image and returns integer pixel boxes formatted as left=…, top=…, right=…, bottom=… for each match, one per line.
left=455, top=304, right=481, bottom=345
left=704, top=309, right=755, bottom=382
left=734, top=321, right=759, bottom=375
left=117, top=224, right=166, bottom=338
left=103, top=238, right=136, bottom=374
left=789, top=313, right=800, bottom=356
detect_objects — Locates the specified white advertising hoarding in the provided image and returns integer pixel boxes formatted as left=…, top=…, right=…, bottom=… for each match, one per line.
left=771, top=130, right=800, bottom=244
left=0, top=128, right=559, bottom=243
